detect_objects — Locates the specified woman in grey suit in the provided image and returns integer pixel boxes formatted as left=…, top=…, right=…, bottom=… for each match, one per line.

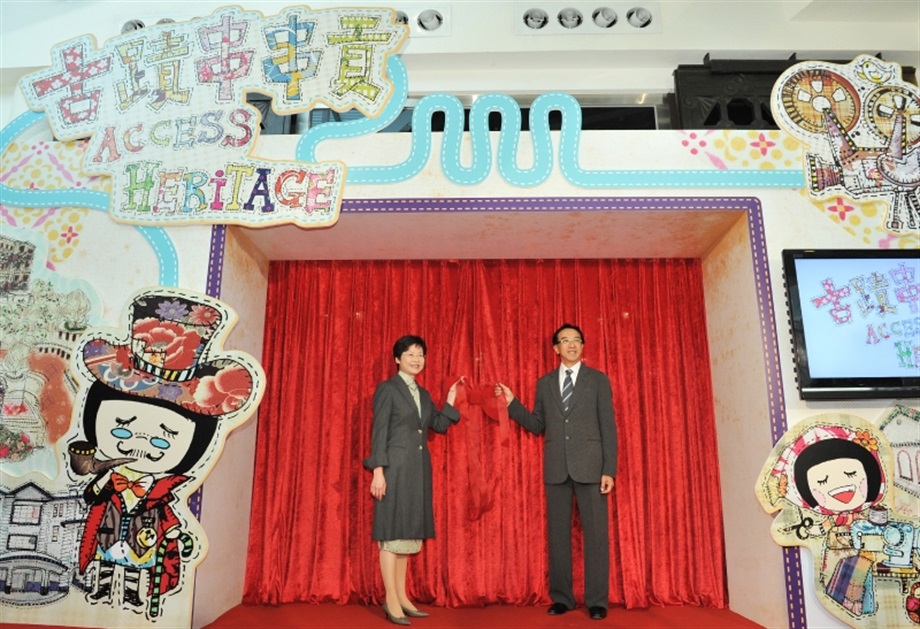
left=364, top=335, right=463, bottom=625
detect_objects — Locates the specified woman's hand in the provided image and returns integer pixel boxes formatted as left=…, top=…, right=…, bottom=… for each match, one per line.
left=371, top=467, right=386, bottom=501
left=494, top=382, right=513, bottom=406
left=446, top=376, right=466, bottom=406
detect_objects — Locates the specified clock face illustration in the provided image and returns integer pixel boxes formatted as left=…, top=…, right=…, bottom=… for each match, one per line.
left=864, top=85, right=920, bottom=146
left=778, top=68, right=860, bottom=135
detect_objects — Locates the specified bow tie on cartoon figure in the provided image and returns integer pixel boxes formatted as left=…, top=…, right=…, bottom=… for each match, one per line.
left=110, top=473, right=154, bottom=497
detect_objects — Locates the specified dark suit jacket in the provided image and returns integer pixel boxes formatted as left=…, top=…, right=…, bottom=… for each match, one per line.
left=508, top=364, right=617, bottom=484
left=364, top=374, right=459, bottom=540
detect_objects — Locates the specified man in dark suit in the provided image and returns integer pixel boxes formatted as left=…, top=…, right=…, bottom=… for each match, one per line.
left=496, top=323, right=617, bottom=621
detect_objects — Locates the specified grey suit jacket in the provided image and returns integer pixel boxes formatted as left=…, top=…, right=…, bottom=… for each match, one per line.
left=364, top=374, right=460, bottom=540
left=508, top=364, right=617, bottom=484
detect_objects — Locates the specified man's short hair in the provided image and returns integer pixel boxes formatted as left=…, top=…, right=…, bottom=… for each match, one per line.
left=553, top=323, right=584, bottom=345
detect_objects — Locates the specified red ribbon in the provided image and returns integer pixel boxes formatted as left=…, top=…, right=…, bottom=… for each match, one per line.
left=442, top=377, right=511, bottom=520
left=441, top=378, right=508, bottom=423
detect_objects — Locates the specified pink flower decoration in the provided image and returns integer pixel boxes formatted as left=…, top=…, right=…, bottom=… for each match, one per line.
left=680, top=131, right=709, bottom=156
left=189, top=305, right=220, bottom=326
left=827, top=197, right=854, bottom=220
left=192, top=365, right=253, bottom=414
left=751, top=133, right=775, bottom=157
left=61, top=225, right=79, bottom=243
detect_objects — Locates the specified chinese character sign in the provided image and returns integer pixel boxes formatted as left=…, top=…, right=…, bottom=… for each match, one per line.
left=19, top=6, right=408, bottom=228
left=795, top=256, right=919, bottom=378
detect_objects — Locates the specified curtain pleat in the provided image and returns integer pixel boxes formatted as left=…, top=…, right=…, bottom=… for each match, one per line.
left=243, top=259, right=727, bottom=609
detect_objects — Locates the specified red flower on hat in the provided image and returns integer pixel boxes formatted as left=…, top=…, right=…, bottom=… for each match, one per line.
left=189, top=305, right=220, bottom=326
left=134, top=318, right=202, bottom=371
left=191, top=365, right=253, bottom=414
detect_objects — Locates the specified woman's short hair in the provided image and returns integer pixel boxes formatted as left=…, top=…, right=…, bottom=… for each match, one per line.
left=393, top=335, right=427, bottom=359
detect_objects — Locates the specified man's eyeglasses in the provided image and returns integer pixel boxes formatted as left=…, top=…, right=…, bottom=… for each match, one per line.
left=556, top=337, right=583, bottom=345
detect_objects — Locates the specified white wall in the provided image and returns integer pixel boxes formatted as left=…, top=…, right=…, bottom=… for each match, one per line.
left=703, top=215, right=789, bottom=628
left=192, top=228, right=269, bottom=628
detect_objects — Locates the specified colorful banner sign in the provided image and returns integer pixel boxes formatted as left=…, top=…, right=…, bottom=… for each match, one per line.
left=19, top=6, right=407, bottom=228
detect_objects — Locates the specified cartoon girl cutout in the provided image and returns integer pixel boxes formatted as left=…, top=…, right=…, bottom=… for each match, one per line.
left=793, top=434, right=887, bottom=617
left=761, top=417, right=896, bottom=620
left=66, top=289, right=263, bottom=619
left=794, top=436, right=883, bottom=529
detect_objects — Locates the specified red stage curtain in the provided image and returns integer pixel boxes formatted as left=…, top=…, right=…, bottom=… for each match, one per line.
left=243, top=259, right=727, bottom=609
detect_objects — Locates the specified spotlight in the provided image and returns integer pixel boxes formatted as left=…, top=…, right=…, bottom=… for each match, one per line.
left=558, top=7, right=583, bottom=29
left=592, top=8, right=618, bottom=28
left=627, top=7, right=653, bottom=28
left=120, top=19, right=145, bottom=33
left=417, top=9, right=443, bottom=32
left=523, top=8, right=549, bottom=30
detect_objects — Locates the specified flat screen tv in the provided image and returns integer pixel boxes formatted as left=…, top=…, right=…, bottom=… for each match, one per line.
left=782, top=249, right=920, bottom=401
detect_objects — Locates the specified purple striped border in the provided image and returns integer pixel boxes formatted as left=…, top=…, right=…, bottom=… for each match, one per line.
left=341, top=196, right=764, bottom=213
left=207, top=224, right=227, bottom=300
left=190, top=224, right=229, bottom=521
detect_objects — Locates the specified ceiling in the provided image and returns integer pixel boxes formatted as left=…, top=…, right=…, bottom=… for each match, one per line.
left=3, top=1, right=918, bottom=99
left=239, top=204, right=746, bottom=261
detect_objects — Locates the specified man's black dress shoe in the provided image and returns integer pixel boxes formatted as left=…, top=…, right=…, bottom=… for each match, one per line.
left=547, top=602, right=570, bottom=615
left=589, top=606, right=607, bottom=620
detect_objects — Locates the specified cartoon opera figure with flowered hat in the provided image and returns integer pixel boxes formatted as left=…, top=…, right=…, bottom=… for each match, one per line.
left=757, top=414, right=920, bottom=628
left=65, top=288, right=264, bottom=619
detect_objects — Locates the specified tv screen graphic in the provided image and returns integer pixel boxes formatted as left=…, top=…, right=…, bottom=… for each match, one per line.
left=782, top=249, right=920, bottom=401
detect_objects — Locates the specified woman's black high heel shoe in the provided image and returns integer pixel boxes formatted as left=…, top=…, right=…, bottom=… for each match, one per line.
left=382, top=603, right=411, bottom=626
left=402, top=607, right=429, bottom=618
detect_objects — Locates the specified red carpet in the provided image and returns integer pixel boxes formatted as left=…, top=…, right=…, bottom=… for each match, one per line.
left=204, top=603, right=765, bottom=628
left=0, top=602, right=764, bottom=628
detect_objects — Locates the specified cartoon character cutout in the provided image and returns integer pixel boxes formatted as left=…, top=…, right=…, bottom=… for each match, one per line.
left=758, top=414, right=920, bottom=627
left=771, top=55, right=920, bottom=236
left=65, top=288, right=264, bottom=619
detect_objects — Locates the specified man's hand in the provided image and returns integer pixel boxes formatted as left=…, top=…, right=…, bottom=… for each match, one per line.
left=494, top=382, right=513, bottom=406
left=600, top=475, right=615, bottom=494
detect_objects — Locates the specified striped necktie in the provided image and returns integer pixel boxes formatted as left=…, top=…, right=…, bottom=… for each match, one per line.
left=562, top=369, right=574, bottom=412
